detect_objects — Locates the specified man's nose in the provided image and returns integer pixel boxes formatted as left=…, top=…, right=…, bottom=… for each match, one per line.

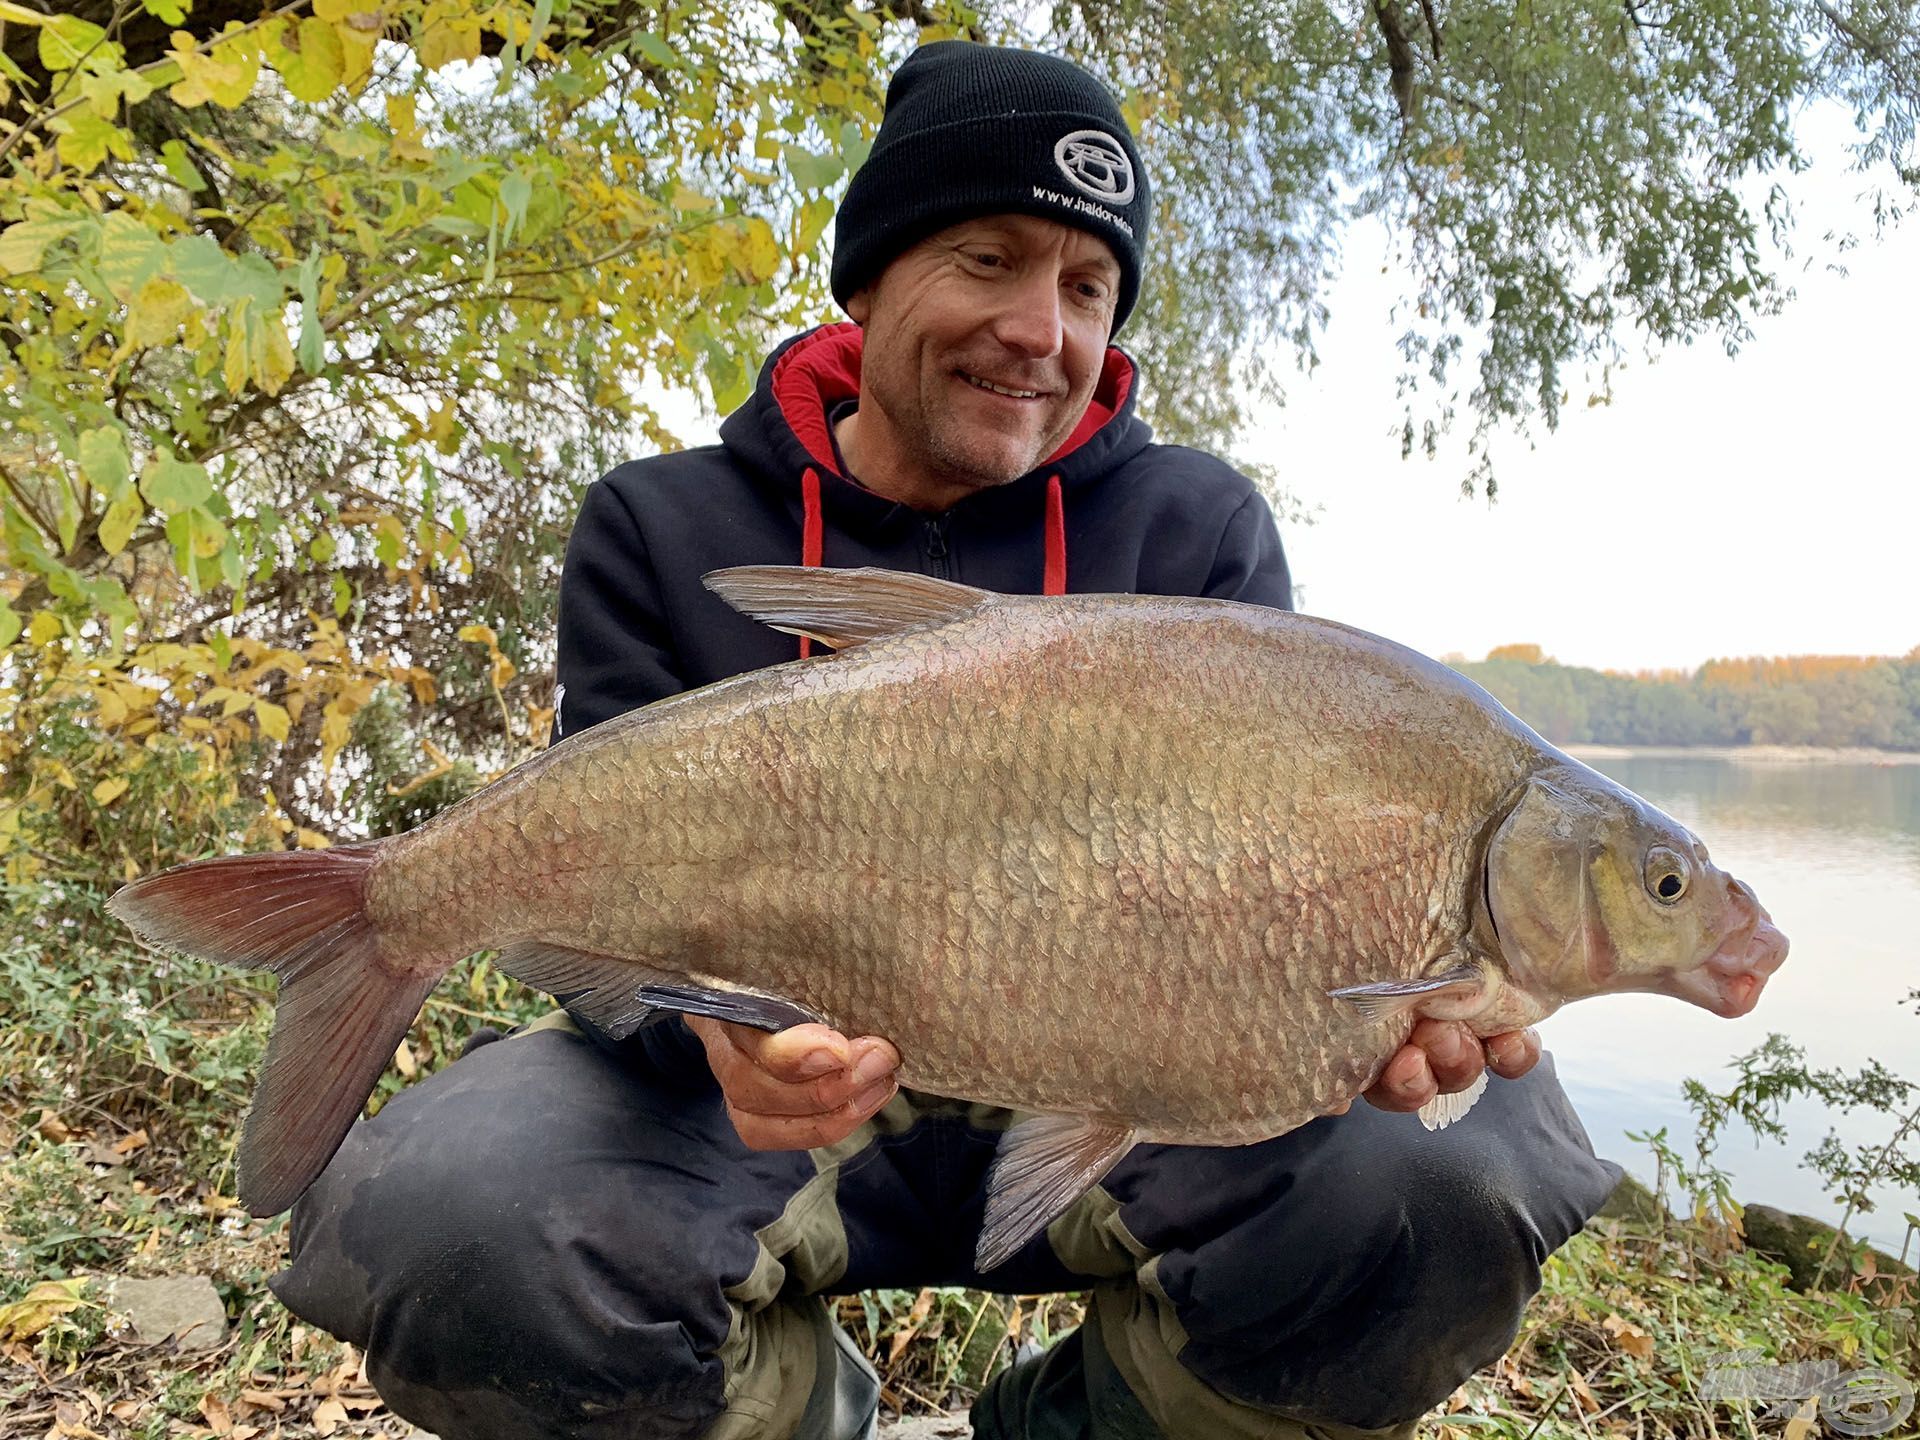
left=987, top=267, right=1065, bottom=357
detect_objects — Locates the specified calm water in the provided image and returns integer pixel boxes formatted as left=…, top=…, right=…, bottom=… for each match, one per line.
left=1547, top=753, right=1920, bottom=1253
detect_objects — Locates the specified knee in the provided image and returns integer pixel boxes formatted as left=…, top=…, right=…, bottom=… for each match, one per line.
left=269, top=1032, right=738, bottom=1425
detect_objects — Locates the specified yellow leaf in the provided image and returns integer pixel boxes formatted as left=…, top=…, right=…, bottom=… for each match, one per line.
left=456, top=623, right=497, bottom=647
left=393, top=1036, right=416, bottom=1078
left=27, top=610, right=62, bottom=646
left=265, top=15, right=345, bottom=102
left=295, top=827, right=332, bottom=849
left=99, top=491, right=143, bottom=556
left=0, top=1278, right=90, bottom=1343
left=91, top=775, right=130, bottom=806
left=254, top=699, right=290, bottom=742
left=312, top=1397, right=348, bottom=1436
left=414, top=0, right=482, bottom=70
left=491, top=652, right=517, bottom=687
left=169, top=31, right=261, bottom=109
left=94, top=684, right=128, bottom=727
left=125, top=275, right=191, bottom=348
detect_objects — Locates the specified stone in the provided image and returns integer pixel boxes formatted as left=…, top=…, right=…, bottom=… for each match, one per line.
left=100, top=1273, right=227, bottom=1351
left=1593, top=1170, right=1668, bottom=1227
left=1742, top=1204, right=1914, bottom=1297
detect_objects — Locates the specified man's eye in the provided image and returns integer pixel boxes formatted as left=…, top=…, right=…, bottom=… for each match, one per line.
left=968, top=252, right=1006, bottom=269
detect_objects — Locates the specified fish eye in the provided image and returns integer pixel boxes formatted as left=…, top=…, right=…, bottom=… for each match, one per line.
left=1644, top=845, right=1691, bottom=905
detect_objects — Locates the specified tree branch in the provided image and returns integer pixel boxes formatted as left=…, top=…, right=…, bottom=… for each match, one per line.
left=1371, top=0, right=1421, bottom=120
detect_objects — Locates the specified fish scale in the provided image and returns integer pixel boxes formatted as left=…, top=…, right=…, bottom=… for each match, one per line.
left=108, top=566, right=1788, bottom=1268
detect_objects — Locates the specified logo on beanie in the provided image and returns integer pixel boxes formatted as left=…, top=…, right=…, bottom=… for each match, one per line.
left=1053, top=130, right=1135, bottom=205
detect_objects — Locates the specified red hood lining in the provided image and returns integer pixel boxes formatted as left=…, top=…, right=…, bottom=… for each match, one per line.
left=769, top=323, right=1135, bottom=484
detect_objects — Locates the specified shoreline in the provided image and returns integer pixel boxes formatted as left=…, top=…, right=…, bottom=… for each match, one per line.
left=1564, top=742, right=1920, bottom=766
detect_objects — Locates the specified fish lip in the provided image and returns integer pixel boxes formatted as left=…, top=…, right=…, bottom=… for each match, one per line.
left=1662, top=906, right=1790, bottom=1019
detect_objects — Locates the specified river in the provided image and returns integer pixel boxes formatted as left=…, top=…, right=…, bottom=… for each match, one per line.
left=1547, top=750, right=1920, bottom=1254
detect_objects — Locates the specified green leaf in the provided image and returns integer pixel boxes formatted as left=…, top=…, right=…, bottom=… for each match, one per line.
left=141, top=0, right=190, bottom=22
left=167, top=507, right=228, bottom=592
left=95, top=213, right=169, bottom=302
left=139, top=455, right=213, bottom=511
left=0, top=215, right=91, bottom=276
left=296, top=248, right=325, bottom=373
left=49, top=110, right=132, bottom=172
left=840, top=120, right=871, bottom=173
left=78, top=426, right=132, bottom=500
left=158, top=139, right=207, bottom=192
left=499, top=172, right=532, bottom=241
left=633, top=32, right=676, bottom=67
left=39, top=14, right=106, bottom=72
left=785, top=145, right=843, bottom=192
left=0, top=604, right=19, bottom=649
left=330, top=572, right=353, bottom=618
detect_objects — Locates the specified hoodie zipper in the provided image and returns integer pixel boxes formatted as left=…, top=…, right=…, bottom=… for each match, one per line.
left=923, top=515, right=951, bottom=580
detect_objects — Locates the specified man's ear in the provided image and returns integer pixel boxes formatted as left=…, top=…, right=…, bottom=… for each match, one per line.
left=845, top=286, right=873, bottom=325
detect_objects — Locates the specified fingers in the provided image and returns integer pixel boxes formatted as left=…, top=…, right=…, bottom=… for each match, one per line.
left=1363, top=1019, right=1492, bottom=1114
left=1486, top=1027, right=1541, bottom=1079
left=687, top=1017, right=901, bottom=1151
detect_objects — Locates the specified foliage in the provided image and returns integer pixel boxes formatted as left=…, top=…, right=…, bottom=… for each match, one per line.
left=1055, top=0, right=1920, bottom=496
left=0, top=0, right=937, bottom=901
left=1456, top=645, right=1920, bottom=748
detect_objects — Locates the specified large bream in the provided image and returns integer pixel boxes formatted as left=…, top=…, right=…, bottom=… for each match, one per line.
left=110, top=567, right=1789, bottom=1269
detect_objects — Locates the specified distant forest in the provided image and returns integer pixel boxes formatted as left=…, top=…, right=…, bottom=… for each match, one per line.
left=1451, top=647, right=1920, bottom=750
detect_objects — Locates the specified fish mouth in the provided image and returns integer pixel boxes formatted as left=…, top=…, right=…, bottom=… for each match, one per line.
left=1660, top=879, right=1789, bottom=1019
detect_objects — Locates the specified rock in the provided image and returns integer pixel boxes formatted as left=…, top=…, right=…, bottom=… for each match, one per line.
left=100, top=1274, right=227, bottom=1351
left=1593, top=1170, right=1668, bottom=1227
left=1742, top=1204, right=1915, bottom=1297
left=878, top=1417, right=972, bottom=1439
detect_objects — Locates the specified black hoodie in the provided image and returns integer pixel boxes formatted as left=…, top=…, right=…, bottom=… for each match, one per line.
left=551, top=323, right=1292, bottom=743
left=549, top=323, right=1293, bottom=1066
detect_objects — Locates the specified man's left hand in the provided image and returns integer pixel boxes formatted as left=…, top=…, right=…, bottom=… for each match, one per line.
left=1323, top=1022, right=1541, bottom=1117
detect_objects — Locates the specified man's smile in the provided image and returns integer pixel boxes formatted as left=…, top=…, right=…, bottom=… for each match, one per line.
left=959, top=370, right=1049, bottom=400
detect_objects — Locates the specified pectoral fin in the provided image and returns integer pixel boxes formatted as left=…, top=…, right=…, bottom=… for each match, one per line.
left=496, top=943, right=824, bottom=1040
left=1327, top=963, right=1485, bottom=1022
left=633, top=983, right=824, bottom=1033
left=977, top=1116, right=1136, bottom=1273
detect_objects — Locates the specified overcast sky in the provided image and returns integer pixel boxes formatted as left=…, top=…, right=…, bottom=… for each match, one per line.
left=1239, top=138, right=1920, bottom=674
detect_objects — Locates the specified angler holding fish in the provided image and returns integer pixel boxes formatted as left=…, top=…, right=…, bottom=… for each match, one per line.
left=111, top=42, right=1785, bottom=1440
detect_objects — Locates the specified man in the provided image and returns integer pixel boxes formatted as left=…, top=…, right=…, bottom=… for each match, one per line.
left=272, top=40, right=1620, bottom=1440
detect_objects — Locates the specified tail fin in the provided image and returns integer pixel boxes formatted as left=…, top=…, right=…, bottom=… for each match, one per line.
left=108, top=843, right=441, bottom=1217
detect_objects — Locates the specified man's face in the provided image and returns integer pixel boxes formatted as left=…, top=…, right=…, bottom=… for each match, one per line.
left=846, top=214, right=1121, bottom=495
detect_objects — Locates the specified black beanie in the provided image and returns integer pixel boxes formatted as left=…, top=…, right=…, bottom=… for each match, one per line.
left=831, top=41, right=1151, bottom=332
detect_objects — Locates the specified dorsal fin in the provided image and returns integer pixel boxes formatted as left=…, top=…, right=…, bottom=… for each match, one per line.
left=702, top=565, right=1001, bottom=650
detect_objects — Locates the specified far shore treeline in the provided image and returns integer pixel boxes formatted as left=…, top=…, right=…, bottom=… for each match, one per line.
left=1453, top=645, right=1920, bottom=750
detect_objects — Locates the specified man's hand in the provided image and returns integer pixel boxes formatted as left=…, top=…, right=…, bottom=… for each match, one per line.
left=687, top=1017, right=901, bottom=1151
left=1326, top=1022, right=1542, bottom=1117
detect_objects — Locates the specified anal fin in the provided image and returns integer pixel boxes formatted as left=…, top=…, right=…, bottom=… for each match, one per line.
left=1418, top=1070, right=1489, bottom=1131
left=977, top=1116, right=1136, bottom=1273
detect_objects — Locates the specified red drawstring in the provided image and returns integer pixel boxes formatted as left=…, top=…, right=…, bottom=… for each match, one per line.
left=1043, top=473, right=1067, bottom=595
left=798, top=467, right=823, bottom=658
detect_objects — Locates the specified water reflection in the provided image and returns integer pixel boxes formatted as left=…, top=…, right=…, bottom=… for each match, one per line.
left=1545, top=753, right=1920, bottom=1253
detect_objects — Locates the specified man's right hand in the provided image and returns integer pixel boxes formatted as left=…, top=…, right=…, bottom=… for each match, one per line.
left=686, top=1017, right=901, bottom=1151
